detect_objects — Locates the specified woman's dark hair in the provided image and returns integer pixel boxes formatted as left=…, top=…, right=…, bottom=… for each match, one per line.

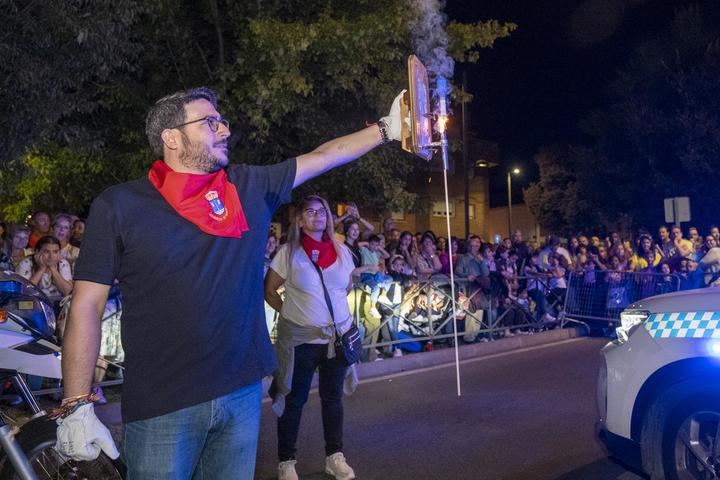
left=398, top=230, right=416, bottom=254
left=32, top=236, right=61, bottom=270
left=636, top=234, right=654, bottom=256
left=343, top=219, right=359, bottom=237
left=420, top=232, right=436, bottom=246
left=655, top=261, right=671, bottom=273
left=35, top=235, right=61, bottom=251
left=422, top=230, right=437, bottom=244
left=568, top=236, right=579, bottom=256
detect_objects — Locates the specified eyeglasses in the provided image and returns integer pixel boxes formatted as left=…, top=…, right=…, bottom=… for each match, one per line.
left=171, top=116, right=230, bottom=132
left=303, top=208, right=328, bottom=217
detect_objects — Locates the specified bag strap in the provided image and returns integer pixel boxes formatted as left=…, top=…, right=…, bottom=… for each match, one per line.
left=305, top=251, right=342, bottom=341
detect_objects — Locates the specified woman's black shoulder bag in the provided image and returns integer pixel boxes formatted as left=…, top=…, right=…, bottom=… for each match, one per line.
left=309, top=261, right=363, bottom=366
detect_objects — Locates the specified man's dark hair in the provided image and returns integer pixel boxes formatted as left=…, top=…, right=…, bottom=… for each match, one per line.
left=145, top=87, right=218, bottom=157
left=368, top=234, right=381, bottom=243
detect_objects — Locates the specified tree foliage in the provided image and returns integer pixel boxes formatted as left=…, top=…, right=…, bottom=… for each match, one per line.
left=526, top=2, right=720, bottom=234
left=0, top=0, right=141, bottom=167
left=524, top=145, right=606, bottom=236
left=1, top=0, right=515, bottom=221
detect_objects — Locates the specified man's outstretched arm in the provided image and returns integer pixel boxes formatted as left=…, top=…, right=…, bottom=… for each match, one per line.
left=294, top=126, right=382, bottom=188
left=293, top=90, right=405, bottom=188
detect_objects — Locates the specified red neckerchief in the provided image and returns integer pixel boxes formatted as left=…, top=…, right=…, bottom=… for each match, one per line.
left=301, top=232, right=338, bottom=268
left=148, top=160, right=249, bottom=238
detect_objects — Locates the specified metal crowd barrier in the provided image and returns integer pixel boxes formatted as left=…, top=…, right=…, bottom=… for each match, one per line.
left=563, top=270, right=681, bottom=326
left=352, top=274, right=558, bottom=361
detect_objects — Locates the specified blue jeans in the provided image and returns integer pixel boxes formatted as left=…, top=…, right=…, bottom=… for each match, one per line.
left=360, top=272, right=393, bottom=306
left=278, top=343, right=347, bottom=461
left=124, top=382, right=262, bottom=480
left=528, top=288, right=548, bottom=319
left=380, top=313, right=400, bottom=354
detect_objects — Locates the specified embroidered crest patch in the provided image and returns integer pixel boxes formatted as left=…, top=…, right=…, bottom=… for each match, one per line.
left=205, top=190, right=227, bottom=220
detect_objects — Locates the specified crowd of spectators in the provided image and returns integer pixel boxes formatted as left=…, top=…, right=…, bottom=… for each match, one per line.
left=225, top=204, right=720, bottom=357
left=0, top=211, right=85, bottom=301
left=5, top=207, right=720, bottom=363
left=312, top=210, right=720, bottom=353
left=0, top=211, right=104, bottom=398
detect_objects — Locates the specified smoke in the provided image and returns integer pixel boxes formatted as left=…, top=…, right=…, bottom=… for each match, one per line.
left=411, top=0, right=454, bottom=84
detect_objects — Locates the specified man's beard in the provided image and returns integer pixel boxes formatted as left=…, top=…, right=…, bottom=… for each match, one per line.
left=179, top=133, right=226, bottom=173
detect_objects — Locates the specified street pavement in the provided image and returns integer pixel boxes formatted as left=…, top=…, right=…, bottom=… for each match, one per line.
left=95, top=334, right=645, bottom=479
left=253, top=337, right=645, bottom=480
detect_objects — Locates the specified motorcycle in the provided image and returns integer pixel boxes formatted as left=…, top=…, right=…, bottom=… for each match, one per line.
left=0, top=270, right=124, bottom=480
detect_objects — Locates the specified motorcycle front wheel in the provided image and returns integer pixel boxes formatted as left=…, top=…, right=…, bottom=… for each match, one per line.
left=0, top=415, right=125, bottom=480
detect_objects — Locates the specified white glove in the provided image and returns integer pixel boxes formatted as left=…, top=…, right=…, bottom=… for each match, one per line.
left=380, top=90, right=407, bottom=142
left=55, top=403, right=120, bottom=461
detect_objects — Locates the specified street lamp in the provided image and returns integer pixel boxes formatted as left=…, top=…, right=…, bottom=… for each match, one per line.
left=507, top=168, right=521, bottom=237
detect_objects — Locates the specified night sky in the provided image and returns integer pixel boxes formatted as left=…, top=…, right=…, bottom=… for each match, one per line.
left=445, top=0, right=699, bottom=206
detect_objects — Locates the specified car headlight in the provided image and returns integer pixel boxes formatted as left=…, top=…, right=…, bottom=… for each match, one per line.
left=616, top=309, right=650, bottom=343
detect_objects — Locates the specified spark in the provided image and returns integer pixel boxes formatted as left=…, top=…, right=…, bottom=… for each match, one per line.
left=437, top=114, right=448, bottom=134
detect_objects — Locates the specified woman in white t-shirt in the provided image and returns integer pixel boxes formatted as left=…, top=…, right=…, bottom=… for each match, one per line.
left=16, top=235, right=73, bottom=307
left=265, top=195, right=357, bottom=480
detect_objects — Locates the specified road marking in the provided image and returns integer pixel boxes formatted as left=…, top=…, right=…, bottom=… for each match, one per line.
left=262, top=337, right=592, bottom=403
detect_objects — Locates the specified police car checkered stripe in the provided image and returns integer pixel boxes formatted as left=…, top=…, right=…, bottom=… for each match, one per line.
left=644, top=311, right=720, bottom=338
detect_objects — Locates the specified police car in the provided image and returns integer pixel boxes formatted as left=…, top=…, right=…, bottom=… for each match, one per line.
left=598, top=287, right=720, bottom=479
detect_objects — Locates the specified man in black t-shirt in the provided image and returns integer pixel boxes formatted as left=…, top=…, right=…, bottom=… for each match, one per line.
left=57, top=86, right=405, bottom=479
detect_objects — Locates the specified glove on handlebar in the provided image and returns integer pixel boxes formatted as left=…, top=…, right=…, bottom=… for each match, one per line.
left=55, top=403, right=120, bottom=461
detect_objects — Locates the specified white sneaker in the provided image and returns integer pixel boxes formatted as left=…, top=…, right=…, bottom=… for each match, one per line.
left=325, top=452, right=355, bottom=480
left=393, top=348, right=403, bottom=358
left=278, top=460, right=298, bottom=480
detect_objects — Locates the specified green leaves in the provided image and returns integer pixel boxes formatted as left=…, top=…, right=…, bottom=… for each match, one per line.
left=447, top=20, right=517, bottom=63
left=1, top=148, right=119, bottom=221
left=0, top=0, right=141, bottom=167
left=1, top=0, right=514, bottom=219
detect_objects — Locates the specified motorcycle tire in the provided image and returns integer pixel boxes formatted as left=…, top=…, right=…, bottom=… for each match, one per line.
left=0, top=415, right=126, bottom=480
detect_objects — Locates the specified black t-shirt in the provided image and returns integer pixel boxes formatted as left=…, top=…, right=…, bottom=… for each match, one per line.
left=74, top=159, right=296, bottom=422
left=345, top=242, right=361, bottom=268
